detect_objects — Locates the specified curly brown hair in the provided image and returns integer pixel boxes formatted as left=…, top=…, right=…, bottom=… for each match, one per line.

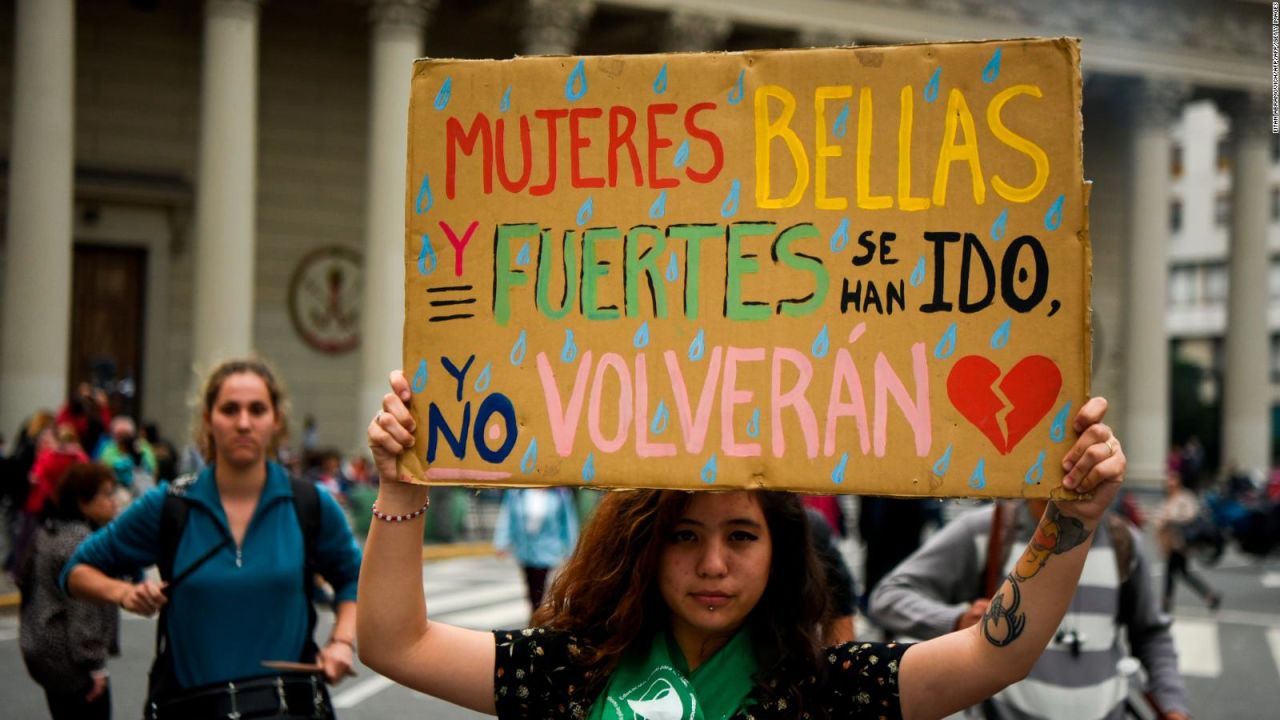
left=533, top=489, right=830, bottom=719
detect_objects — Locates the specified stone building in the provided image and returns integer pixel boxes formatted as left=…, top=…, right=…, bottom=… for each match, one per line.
left=0, top=0, right=1270, bottom=488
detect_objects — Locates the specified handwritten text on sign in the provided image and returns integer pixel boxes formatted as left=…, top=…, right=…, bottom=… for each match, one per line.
left=401, top=39, right=1090, bottom=497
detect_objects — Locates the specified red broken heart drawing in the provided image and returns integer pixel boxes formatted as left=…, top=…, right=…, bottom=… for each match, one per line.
left=947, top=355, right=1062, bottom=455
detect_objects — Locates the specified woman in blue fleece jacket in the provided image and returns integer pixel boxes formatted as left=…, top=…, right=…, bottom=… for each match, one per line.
left=62, top=358, right=362, bottom=718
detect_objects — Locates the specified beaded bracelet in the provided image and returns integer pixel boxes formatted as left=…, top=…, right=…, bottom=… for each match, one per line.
left=371, top=497, right=431, bottom=523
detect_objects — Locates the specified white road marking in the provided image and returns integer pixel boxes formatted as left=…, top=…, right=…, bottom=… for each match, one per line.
left=422, top=583, right=527, bottom=615
left=1268, top=629, right=1280, bottom=679
left=332, top=675, right=395, bottom=709
left=1262, top=571, right=1280, bottom=589
left=442, top=598, right=530, bottom=630
left=1170, top=618, right=1221, bottom=677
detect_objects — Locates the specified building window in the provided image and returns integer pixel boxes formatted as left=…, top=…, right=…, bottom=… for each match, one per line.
left=1215, top=193, right=1231, bottom=226
left=1170, top=200, right=1183, bottom=232
left=1217, top=137, right=1232, bottom=172
left=1204, top=264, right=1229, bottom=302
left=1171, top=144, right=1183, bottom=177
left=1169, top=266, right=1196, bottom=305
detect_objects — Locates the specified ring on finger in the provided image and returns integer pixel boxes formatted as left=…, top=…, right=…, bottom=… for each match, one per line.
left=1104, top=437, right=1118, bottom=457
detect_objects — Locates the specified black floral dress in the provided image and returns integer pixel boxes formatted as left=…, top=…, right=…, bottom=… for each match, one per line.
left=493, top=627, right=910, bottom=720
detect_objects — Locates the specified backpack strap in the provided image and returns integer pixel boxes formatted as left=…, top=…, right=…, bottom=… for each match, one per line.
left=288, top=477, right=324, bottom=662
left=149, top=473, right=198, bottom=707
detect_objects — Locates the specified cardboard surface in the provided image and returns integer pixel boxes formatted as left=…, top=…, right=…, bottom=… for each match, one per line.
left=401, top=38, right=1090, bottom=497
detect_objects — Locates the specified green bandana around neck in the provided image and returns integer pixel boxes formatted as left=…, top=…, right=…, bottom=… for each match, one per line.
left=587, top=626, right=758, bottom=720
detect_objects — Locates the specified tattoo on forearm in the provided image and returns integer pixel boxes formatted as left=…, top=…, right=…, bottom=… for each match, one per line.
left=981, top=573, right=1026, bottom=647
left=1012, top=505, right=1094, bottom=582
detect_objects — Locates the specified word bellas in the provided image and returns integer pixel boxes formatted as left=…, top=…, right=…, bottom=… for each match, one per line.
left=444, top=103, right=723, bottom=199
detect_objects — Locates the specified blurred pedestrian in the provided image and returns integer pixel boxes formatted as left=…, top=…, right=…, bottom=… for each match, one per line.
left=858, top=496, right=931, bottom=614
left=805, top=506, right=858, bottom=644
left=870, top=499, right=1190, bottom=720
left=19, top=462, right=121, bottom=720
left=143, top=421, right=178, bottom=484
left=56, top=383, right=111, bottom=457
left=63, top=357, right=363, bottom=718
left=97, top=416, right=157, bottom=499
left=1155, top=471, right=1221, bottom=613
left=494, top=487, right=579, bottom=611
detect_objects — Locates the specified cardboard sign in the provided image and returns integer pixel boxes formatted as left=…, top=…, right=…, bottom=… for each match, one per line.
left=400, top=38, right=1089, bottom=497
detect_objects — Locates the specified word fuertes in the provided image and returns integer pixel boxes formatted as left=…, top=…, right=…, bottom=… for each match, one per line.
left=485, top=221, right=1055, bottom=324
left=443, top=84, right=1052, bottom=209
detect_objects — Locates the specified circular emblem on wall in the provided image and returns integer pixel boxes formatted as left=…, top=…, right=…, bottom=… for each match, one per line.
left=288, top=246, right=361, bottom=354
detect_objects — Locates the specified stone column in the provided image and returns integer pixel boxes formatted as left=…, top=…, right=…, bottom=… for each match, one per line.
left=190, top=0, right=261, bottom=374
left=1, top=0, right=75, bottom=435
left=523, top=0, right=594, bottom=55
left=1222, top=93, right=1272, bottom=476
left=663, top=10, right=732, bottom=52
left=1122, top=79, right=1187, bottom=488
left=355, top=0, right=431, bottom=449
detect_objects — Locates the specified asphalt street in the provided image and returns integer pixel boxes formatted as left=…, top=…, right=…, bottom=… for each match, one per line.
left=2, top=510, right=1279, bottom=718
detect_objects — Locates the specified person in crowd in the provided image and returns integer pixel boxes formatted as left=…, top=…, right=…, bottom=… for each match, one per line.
left=3, top=411, right=56, bottom=574
left=805, top=505, right=859, bottom=645
left=494, top=487, right=580, bottom=612
left=62, top=357, right=363, bottom=719
left=1155, top=470, right=1221, bottom=614
left=56, top=383, right=111, bottom=458
left=19, top=462, right=121, bottom=719
left=870, top=497, right=1189, bottom=720
left=97, top=416, right=158, bottom=498
left=358, top=370, right=1127, bottom=720
left=27, top=424, right=91, bottom=524
left=143, top=421, right=178, bottom=485
left=305, top=448, right=351, bottom=504
left=858, top=496, right=934, bottom=616
left=801, top=495, right=845, bottom=537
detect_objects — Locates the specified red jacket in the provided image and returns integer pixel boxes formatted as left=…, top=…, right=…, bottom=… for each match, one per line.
left=26, top=447, right=89, bottom=514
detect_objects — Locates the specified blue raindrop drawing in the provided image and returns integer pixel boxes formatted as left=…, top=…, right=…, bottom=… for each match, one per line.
left=665, top=252, right=680, bottom=282
left=727, top=69, right=745, bottom=105
left=582, top=452, right=595, bottom=482
left=932, top=444, right=954, bottom=476
left=1044, top=194, right=1065, bottom=231
left=673, top=139, right=690, bottom=168
left=832, top=102, right=850, bottom=139
left=560, top=329, right=578, bottom=363
left=688, top=328, right=706, bottom=361
left=1049, top=401, right=1073, bottom=443
left=499, top=84, right=512, bottom=112
left=982, top=48, right=1002, bottom=84
left=414, top=173, right=434, bottom=214
left=653, top=63, right=668, bottom=94
left=433, top=77, right=452, bottom=110
left=576, top=195, right=594, bottom=225
left=1024, top=450, right=1046, bottom=485
left=649, top=190, right=668, bottom=219
left=417, top=234, right=437, bottom=276
left=746, top=408, right=761, bottom=438
left=565, top=59, right=587, bottom=101
left=933, top=322, right=958, bottom=360
left=509, top=330, right=528, bottom=366
left=633, top=321, right=650, bottom=349
left=720, top=179, right=741, bottom=218
left=412, top=359, right=429, bottom=393
left=473, top=363, right=492, bottom=393
left=650, top=400, right=670, bottom=435
left=829, top=217, right=850, bottom=253
left=924, top=67, right=942, bottom=103
left=811, top=325, right=830, bottom=359
left=700, top=454, right=718, bottom=484
left=520, top=438, right=538, bottom=474
left=990, top=319, right=1012, bottom=349
left=909, top=256, right=927, bottom=287
left=968, top=459, right=988, bottom=490
left=991, top=208, right=1009, bottom=242
left=831, top=452, right=849, bottom=484
left=515, top=241, right=531, bottom=266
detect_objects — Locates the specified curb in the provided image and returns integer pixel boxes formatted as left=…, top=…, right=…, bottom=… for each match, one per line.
left=423, top=541, right=494, bottom=562
left=0, top=543, right=496, bottom=608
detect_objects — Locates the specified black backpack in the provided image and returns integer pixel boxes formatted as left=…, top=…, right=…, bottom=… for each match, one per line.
left=147, top=474, right=323, bottom=702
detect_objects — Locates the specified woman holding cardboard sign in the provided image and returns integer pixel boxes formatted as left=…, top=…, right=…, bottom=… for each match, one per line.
left=360, top=368, right=1125, bottom=720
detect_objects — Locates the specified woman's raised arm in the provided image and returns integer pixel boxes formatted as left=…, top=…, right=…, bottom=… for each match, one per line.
left=896, top=397, right=1126, bottom=720
left=357, top=370, right=498, bottom=714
